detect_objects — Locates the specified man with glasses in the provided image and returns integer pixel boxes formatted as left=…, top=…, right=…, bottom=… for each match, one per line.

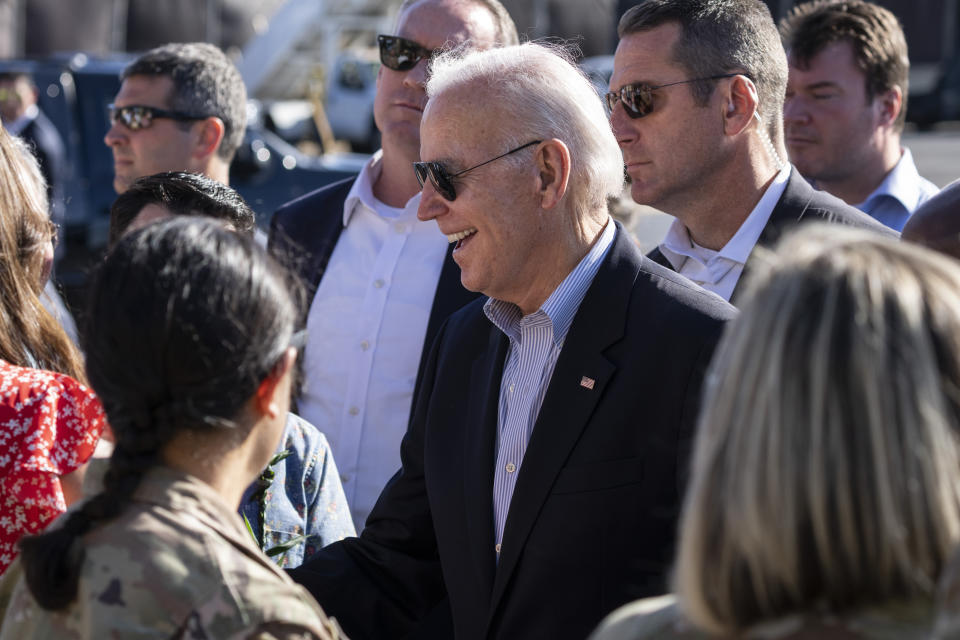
left=609, top=0, right=892, bottom=304
left=104, top=43, right=246, bottom=193
left=268, top=0, right=517, bottom=530
left=290, top=42, right=735, bottom=640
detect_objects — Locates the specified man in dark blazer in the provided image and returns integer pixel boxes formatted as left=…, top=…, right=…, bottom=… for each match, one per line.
left=609, top=0, right=894, bottom=305
left=0, top=71, right=66, bottom=223
left=268, top=0, right=519, bottom=530
left=289, top=42, right=736, bottom=640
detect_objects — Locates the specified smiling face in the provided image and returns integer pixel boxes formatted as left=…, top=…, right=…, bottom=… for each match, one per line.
left=784, top=40, right=886, bottom=184
left=609, top=23, right=728, bottom=215
left=373, top=0, right=498, bottom=163
left=417, top=89, right=561, bottom=312
left=103, top=75, right=202, bottom=193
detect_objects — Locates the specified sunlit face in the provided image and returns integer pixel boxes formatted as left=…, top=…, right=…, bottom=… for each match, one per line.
left=416, top=90, right=556, bottom=311
left=609, top=23, right=728, bottom=213
left=103, top=75, right=201, bottom=193
left=373, top=0, right=498, bottom=161
left=784, top=40, right=887, bottom=184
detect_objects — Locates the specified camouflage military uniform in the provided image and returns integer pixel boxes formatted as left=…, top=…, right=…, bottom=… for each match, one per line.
left=0, top=466, right=344, bottom=639
left=589, top=594, right=935, bottom=640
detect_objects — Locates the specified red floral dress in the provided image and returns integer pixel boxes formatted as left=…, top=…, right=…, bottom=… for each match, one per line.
left=0, top=360, right=106, bottom=575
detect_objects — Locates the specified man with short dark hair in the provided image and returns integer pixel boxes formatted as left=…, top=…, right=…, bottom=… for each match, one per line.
left=104, top=43, right=247, bottom=193
left=780, top=0, right=937, bottom=230
left=610, top=0, right=893, bottom=304
left=269, top=0, right=518, bottom=529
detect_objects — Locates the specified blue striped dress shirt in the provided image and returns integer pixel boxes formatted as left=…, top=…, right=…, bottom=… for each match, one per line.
left=484, top=219, right=616, bottom=558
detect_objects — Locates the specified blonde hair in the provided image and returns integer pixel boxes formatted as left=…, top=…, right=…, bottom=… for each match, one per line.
left=675, top=225, right=960, bottom=634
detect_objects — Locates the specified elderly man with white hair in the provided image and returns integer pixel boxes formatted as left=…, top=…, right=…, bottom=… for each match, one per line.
left=290, top=42, right=736, bottom=640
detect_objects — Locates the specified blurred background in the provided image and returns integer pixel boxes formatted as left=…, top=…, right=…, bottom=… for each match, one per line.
left=0, top=0, right=956, bottom=302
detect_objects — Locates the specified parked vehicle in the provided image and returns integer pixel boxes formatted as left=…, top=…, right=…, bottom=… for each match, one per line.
left=324, top=53, right=380, bottom=152
left=1, top=54, right=363, bottom=308
left=908, top=55, right=960, bottom=129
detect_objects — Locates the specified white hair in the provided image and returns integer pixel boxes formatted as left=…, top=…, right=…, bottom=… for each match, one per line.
left=426, top=42, right=624, bottom=221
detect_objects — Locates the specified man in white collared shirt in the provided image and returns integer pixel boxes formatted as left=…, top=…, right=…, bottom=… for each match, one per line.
left=269, top=0, right=518, bottom=529
left=609, top=0, right=893, bottom=304
left=780, top=0, right=938, bottom=231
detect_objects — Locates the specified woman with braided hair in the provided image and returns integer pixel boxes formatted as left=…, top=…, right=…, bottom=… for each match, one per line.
left=0, top=127, right=105, bottom=576
left=2, top=218, right=341, bottom=639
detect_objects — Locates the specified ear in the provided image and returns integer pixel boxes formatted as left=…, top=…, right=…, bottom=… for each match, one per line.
left=192, top=116, right=226, bottom=161
left=535, top=139, right=571, bottom=210
left=253, top=348, right=297, bottom=420
left=876, top=86, right=902, bottom=127
left=721, top=75, right=759, bottom=137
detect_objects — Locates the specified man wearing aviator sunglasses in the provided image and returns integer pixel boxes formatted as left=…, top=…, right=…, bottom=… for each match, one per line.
left=269, top=0, right=517, bottom=539
left=104, top=43, right=246, bottom=193
left=610, top=0, right=893, bottom=304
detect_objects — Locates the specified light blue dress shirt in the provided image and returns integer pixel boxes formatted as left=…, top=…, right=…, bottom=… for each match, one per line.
left=856, top=148, right=939, bottom=231
left=483, top=219, right=616, bottom=558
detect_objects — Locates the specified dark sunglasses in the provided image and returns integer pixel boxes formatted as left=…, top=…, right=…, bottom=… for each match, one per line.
left=414, top=140, right=542, bottom=202
left=378, top=34, right=439, bottom=72
left=107, top=104, right=207, bottom=131
left=605, top=73, right=741, bottom=119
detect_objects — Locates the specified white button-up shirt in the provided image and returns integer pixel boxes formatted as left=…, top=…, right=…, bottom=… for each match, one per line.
left=660, top=165, right=791, bottom=302
left=298, top=151, right=448, bottom=529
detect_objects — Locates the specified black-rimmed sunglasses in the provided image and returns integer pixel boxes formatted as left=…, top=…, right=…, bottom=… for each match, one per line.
left=605, top=74, right=741, bottom=119
left=378, top=34, right=439, bottom=72
left=414, top=140, right=542, bottom=202
left=107, top=104, right=207, bottom=131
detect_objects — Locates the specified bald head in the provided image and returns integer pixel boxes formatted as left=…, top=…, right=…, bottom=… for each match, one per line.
left=902, top=181, right=960, bottom=259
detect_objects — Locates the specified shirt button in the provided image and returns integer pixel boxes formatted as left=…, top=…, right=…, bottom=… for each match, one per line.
left=360, top=340, right=370, bottom=351
left=495, top=543, right=501, bottom=553
left=509, top=383, right=515, bottom=394
left=340, top=474, right=350, bottom=483
left=373, top=279, right=385, bottom=289
left=505, top=462, right=516, bottom=473
left=394, top=222, right=406, bottom=233
left=348, top=406, right=359, bottom=416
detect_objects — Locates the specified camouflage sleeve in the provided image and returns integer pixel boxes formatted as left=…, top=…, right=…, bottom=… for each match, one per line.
left=245, top=616, right=347, bottom=640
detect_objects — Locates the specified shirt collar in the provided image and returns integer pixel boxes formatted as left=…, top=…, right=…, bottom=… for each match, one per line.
left=343, top=149, right=422, bottom=226
left=858, top=148, right=926, bottom=213
left=484, top=217, right=616, bottom=347
left=660, top=164, right=791, bottom=269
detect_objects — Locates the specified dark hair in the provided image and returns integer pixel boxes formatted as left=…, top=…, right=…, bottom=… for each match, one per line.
left=397, top=0, right=519, bottom=46
left=109, top=171, right=256, bottom=246
left=19, top=217, right=298, bottom=610
left=780, top=0, right=909, bottom=129
left=618, top=0, right=788, bottom=146
left=122, top=43, right=247, bottom=162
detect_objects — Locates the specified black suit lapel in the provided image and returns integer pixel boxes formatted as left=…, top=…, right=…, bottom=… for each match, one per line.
left=463, top=325, right=509, bottom=602
left=487, top=229, right=638, bottom=621
left=731, top=170, right=812, bottom=303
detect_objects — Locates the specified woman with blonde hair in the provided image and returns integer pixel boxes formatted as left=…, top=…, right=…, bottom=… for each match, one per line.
left=592, top=225, right=960, bottom=639
left=0, top=127, right=105, bottom=575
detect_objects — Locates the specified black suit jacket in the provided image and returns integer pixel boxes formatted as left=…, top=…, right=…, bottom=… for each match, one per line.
left=648, top=170, right=898, bottom=303
left=268, top=175, right=480, bottom=397
left=290, top=226, right=736, bottom=640
left=19, top=110, right=66, bottom=222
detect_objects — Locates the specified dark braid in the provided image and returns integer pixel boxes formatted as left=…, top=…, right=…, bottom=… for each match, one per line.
left=18, top=217, right=299, bottom=609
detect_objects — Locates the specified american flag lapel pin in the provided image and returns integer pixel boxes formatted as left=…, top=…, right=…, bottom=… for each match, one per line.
left=580, top=376, right=595, bottom=390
